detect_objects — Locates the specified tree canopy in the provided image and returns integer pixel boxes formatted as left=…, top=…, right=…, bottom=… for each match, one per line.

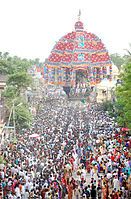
left=0, top=52, right=35, bottom=130
left=110, top=53, right=125, bottom=71
left=8, top=72, right=32, bottom=93
left=116, top=58, right=131, bottom=128
left=110, top=45, right=131, bottom=71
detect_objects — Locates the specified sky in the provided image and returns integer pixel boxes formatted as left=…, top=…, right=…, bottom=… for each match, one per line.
left=0, top=0, right=131, bottom=61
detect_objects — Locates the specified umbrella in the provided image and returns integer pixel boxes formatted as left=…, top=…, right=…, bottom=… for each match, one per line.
left=121, top=128, right=130, bottom=132
left=29, top=133, right=40, bottom=138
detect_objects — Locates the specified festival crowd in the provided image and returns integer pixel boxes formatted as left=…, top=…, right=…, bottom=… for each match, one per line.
left=0, top=98, right=130, bottom=199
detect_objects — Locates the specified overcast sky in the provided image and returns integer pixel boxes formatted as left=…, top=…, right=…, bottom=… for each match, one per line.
left=0, top=0, right=130, bottom=61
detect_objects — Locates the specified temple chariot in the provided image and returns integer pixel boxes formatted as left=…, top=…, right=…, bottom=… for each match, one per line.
left=43, top=11, right=112, bottom=99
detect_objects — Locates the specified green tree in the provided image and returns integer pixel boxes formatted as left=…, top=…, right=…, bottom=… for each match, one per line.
left=15, top=100, right=32, bottom=129
left=3, top=96, right=32, bottom=130
left=124, top=43, right=131, bottom=56
left=34, top=58, right=40, bottom=64
left=0, top=52, right=33, bottom=131
left=110, top=53, right=125, bottom=71
left=3, top=52, right=9, bottom=59
left=0, top=59, right=8, bottom=74
left=2, top=86, right=18, bottom=107
left=116, top=60, right=131, bottom=128
left=8, top=72, right=32, bottom=93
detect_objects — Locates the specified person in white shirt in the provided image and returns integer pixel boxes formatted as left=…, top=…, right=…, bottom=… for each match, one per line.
left=24, top=174, right=30, bottom=183
left=107, top=171, right=112, bottom=179
left=7, top=192, right=14, bottom=199
left=113, top=176, right=120, bottom=191
left=23, top=189, right=29, bottom=199
left=25, top=180, right=33, bottom=192
left=21, top=184, right=26, bottom=197
left=81, top=168, right=87, bottom=181
left=0, top=170, right=4, bottom=179
left=15, top=185, right=21, bottom=198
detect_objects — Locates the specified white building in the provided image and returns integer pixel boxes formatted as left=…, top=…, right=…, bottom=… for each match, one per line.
left=96, top=64, right=119, bottom=102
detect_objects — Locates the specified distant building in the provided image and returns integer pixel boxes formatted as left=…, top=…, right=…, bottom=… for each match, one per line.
left=96, top=65, right=119, bottom=102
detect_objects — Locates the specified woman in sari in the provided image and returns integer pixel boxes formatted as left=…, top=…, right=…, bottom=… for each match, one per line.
left=67, top=181, right=73, bottom=199
left=102, top=183, right=107, bottom=199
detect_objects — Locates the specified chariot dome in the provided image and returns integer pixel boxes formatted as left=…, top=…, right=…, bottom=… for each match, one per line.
left=44, top=11, right=112, bottom=87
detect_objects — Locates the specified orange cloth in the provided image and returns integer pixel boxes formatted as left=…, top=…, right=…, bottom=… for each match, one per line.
left=67, top=184, right=73, bottom=199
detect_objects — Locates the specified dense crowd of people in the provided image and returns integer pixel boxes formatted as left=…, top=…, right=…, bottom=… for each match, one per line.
left=0, top=97, right=130, bottom=199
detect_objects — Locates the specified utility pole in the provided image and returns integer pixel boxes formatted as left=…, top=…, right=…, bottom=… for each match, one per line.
left=12, top=101, right=16, bottom=139
left=7, top=106, right=13, bottom=142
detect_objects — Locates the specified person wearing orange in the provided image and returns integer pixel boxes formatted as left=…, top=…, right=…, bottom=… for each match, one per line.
left=67, top=181, right=73, bottom=199
left=102, top=183, right=107, bottom=199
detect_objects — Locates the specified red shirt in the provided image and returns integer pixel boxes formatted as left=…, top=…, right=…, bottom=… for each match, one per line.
left=111, top=155, right=115, bottom=161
